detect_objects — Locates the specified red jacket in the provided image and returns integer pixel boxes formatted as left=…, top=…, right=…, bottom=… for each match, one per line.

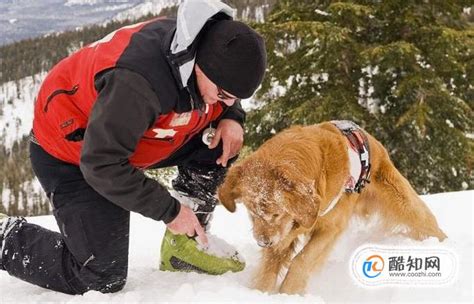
left=33, top=18, right=225, bottom=169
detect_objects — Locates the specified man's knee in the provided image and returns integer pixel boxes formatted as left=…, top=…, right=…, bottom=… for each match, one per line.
left=77, top=258, right=128, bottom=294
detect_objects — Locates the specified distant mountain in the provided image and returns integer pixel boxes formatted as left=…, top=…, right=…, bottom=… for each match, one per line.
left=0, top=0, right=273, bottom=46
left=0, top=0, right=176, bottom=46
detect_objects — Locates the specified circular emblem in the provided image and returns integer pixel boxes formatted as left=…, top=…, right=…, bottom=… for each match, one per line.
left=202, top=127, right=216, bottom=146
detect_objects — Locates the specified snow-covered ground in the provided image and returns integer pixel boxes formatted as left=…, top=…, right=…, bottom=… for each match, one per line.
left=0, top=190, right=472, bottom=303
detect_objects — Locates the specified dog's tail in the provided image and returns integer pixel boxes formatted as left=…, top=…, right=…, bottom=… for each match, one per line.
left=361, top=136, right=447, bottom=241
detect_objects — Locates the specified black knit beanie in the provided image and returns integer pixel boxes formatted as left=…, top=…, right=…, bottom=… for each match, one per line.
left=196, top=20, right=267, bottom=99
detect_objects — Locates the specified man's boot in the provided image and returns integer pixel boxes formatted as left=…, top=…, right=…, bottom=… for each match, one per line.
left=0, top=213, right=25, bottom=269
left=159, top=166, right=245, bottom=275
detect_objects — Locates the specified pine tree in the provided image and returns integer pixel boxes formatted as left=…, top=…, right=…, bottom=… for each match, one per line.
left=249, top=0, right=473, bottom=193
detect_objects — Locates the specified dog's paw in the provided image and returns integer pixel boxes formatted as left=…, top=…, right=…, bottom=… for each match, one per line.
left=253, top=277, right=276, bottom=294
left=254, top=282, right=274, bottom=293
left=279, top=279, right=306, bottom=295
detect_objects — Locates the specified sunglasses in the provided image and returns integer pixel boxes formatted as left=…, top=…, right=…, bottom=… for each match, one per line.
left=217, top=86, right=239, bottom=101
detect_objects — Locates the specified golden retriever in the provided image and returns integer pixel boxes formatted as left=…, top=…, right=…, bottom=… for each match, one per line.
left=217, top=121, right=447, bottom=295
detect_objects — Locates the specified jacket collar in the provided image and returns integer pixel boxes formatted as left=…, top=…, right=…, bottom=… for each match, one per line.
left=170, top=0, right=234, bottom=88
left=161, top=1, right=234, bottom=113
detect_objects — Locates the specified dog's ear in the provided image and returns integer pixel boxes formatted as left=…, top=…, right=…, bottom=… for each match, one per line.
left=272, top=166, right=321, bottom=228
left=218, top=163, right=244, bottom=212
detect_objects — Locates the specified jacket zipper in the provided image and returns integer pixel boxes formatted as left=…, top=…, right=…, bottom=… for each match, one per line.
left=43, top=85, right=79, bottom=113
left=142, top=136, right=175, bottom=142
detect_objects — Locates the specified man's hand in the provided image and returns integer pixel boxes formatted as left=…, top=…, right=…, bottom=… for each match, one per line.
left=166, top=204, right=208, bottom=247
left=208, top=119, right=244, bottom=167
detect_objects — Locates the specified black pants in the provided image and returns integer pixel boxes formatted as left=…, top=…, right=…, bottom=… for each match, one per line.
left=1, top=131, right=231, bottom=294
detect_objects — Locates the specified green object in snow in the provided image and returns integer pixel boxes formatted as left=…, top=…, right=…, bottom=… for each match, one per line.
left=159, top=228, right=245, bottom=275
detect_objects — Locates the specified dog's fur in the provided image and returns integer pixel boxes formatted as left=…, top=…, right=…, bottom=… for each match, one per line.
left=218, top=122, right=447, bottom=295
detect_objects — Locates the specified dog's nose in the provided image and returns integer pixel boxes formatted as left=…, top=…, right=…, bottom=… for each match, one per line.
left=257, top=238, right=273, bottom=247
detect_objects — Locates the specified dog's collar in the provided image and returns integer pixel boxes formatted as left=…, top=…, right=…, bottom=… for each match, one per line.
left=332, top=120, right=371, bottom=193
left=320, top=121, right=371, bottom=217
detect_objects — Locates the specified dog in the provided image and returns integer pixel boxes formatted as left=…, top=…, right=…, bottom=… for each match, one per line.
left=217, top=121, right=447, bottom=295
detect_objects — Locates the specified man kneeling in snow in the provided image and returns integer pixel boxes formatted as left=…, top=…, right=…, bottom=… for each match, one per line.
left=0, top=0, right=266, bottom=294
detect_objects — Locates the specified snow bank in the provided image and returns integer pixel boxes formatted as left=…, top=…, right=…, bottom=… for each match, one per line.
left=0, top=191, right=472, bottom=302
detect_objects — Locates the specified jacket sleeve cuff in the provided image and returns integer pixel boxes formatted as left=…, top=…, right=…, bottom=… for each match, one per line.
left=160, top=197, right=181, bottom=224
left=221, top=101, right=246, bottom=127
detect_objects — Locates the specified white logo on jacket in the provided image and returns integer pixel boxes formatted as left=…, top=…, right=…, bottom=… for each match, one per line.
left=153, top=128, right=177, bottom=139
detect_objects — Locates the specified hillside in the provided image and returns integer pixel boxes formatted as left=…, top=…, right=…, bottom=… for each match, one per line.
left=0, top=0, right=472, bottom=221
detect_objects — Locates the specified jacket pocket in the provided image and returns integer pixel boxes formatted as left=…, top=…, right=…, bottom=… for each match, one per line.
left=42, top=84, right=88, bottom=142
left=43, top=84, right=79, bottom=113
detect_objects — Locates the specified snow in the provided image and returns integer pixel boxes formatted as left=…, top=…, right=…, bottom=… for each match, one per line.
left=0, top=72, right=47, bottom=149
left=254, top=5, right=265, bottom=23
left=314, top=9, right=330, bottom=17
left=358, top=65, right=381, bottom=114
left=240, top=97, right=262, bottom=111
left=112, top=0, right=177, bottom=23
left=65, top=0, right=103, bottom=6
left=1, top=190, right=472, bottom=302
left=197, top=234, right=245, bottom=262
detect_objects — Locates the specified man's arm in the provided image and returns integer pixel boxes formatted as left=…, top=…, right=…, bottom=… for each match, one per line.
left=220, top=99, right=246, bottom=127
left=80, top=68, right=180, bottom=223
